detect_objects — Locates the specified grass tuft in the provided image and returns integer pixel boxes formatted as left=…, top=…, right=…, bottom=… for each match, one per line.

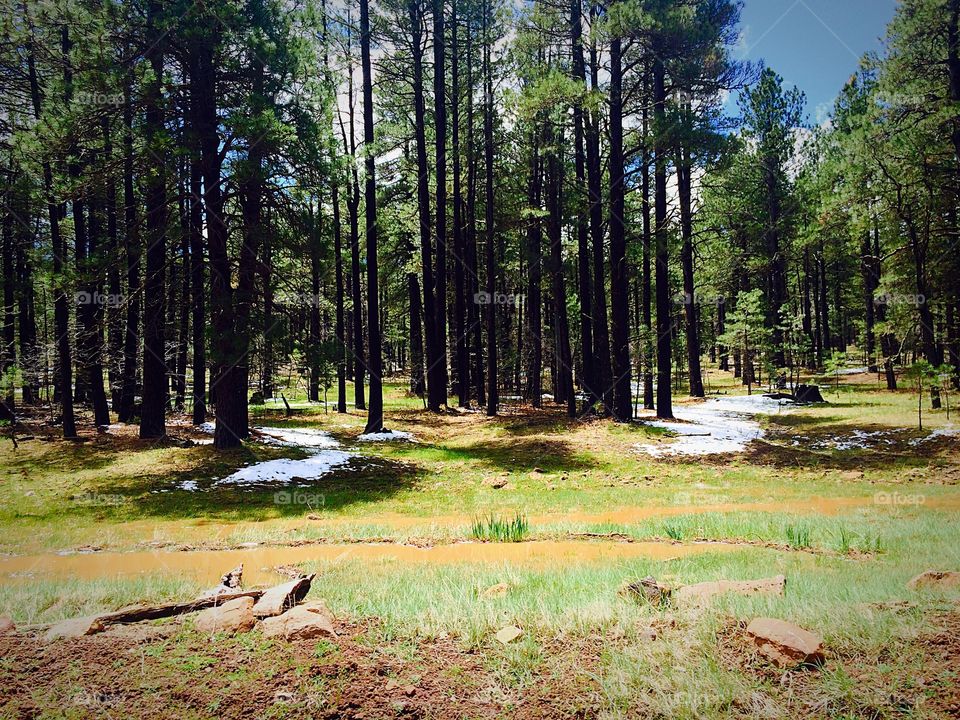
left=470, top=512, right=529, bottom=542
left=785, top=523, right=813, bottom=549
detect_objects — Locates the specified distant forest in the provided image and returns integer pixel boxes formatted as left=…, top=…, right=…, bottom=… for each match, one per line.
left=0, top=0, right=957, bottom=446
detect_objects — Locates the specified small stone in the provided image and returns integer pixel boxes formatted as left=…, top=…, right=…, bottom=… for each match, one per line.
left=495, top=625, right=522, bottom=644
left=194, top=596, right=256, bottom=634
left=0, top=617, right=14, bottom=634
left=482, top=477, right=508, bottom=489
left=481, top=583, right=509, bottom=598
left=43, top=615, right=105, bottom=642
left=746, top=617, right=824, bottom=669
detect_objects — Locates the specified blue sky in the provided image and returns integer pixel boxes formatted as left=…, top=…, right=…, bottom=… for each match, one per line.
left=731, top=0, right=897, bottom=122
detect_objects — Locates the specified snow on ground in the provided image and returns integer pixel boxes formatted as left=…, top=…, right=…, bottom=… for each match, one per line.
left=197, top=421, right=216, bottom=434
left=833, top=366, right=869, bottom=376
left=253, top=426, right=340, bottom=449
left=634, top=394, right=794, bottom=457
left=909, top=425, right=959, bottom=446
left=216, top=450, right=354, bottom=486
left=356, top=430, right=416, bottom=442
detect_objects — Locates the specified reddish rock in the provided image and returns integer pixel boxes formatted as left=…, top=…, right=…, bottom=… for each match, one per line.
left=0, top=617, right=14, bottom=634
left=194, top=596, right=256, bottom=634
left=746, top=617, right=824, bottom=669
left=43, top=616, right=105, bottom=642
left=260, top=602, right=336, bottom=640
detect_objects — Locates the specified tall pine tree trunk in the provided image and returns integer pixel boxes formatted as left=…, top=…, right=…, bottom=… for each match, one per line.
left=653, top=56, right=673, bottom=419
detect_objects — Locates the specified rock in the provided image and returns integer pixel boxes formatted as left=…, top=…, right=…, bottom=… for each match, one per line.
left=620, top=576, right=672, bottom=606
left=0, top=616, right=15, bottom=634
left=481, top=583, right=509, bottom=598
left=194, top=596, right=256, bottom=634
left=252, top=574, right=315, bottom=617
left=675, top=575, right=786, bottom=605
left=907, top=570, right=960, bottom=590
left=494, top=625, right=522, bottom=644
left=259, top=602, right=336, bottom=640
left=482, top=476, right=508, bottom=489
left=43, top=615, right=105, bottom=642
left=746, top=617, right=825, bottom=669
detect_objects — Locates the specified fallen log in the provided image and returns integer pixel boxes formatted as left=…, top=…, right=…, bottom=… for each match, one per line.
left=97, top=590, right=265, bottom=627
left=252, top=573, right=315, bottom=617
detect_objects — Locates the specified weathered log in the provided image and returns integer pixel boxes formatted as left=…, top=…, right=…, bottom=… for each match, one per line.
left=97, top=590, right=265, bottom=627
left=252, top=573, right=315, bottom=617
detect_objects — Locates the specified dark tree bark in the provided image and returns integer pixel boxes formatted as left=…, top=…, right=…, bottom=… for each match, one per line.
left=653, top=57, right=672, bottom=418
left=465, top=10, right=483, bottom=406
left=677, top=144, right=704, bottom=397
left=139, top=0, right=168, bottom=439
left=570, top=0, right=594, bottom=408
left=118, top=70, right=140, bottom=424
left=361, top=0, right=384, bottom=433
left=188, top=106, right=206, bottom=424
left=411, top=0, right=440, bottom=411
left=641, top=102, right=655, bottom=408
left=333, top=187, right=347, bottom=412
left=1, top=196, right=14, bottom=420
left=586, top=3, right=611, bottom=413
left=482, top=0, right=497, bottom=415
left=102, top=119, right=122, bottom=410
left=451, top=0, right=468, bottom=407
left=525, top=126, right=543, bottom=408
left=433, top=0, right=449, bottom=409
left=609, top=26, right=632, bottom=421
left=546, top=124, right=574, bottom=417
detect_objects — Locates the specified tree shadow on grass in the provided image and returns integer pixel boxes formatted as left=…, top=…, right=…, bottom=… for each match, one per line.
left=83, top=453, right=428, bottom=522
left=422, top=436, right=593, bottom=473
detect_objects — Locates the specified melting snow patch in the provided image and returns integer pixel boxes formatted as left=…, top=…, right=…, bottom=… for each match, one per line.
left=909, top=426, right=959, bottom=446
left=217, top=450, right=354, bottom=486
left=357, top=430, right=416, bottom=442
left=635, top=394, right=794, bottom=457
left=197, top=422, right=216, bottom=434
left=253, top=426, right=339, bottom=449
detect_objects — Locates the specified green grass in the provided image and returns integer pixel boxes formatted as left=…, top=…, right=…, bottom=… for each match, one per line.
left=470, top=511, right=530, bottom=542
left=1, top=370, right=959, bottom=718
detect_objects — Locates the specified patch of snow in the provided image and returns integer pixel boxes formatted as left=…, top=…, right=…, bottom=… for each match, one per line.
left=216, top=449, right=354, bottom=486
left=832, top=366, right=869, bottom=376
left=909, top=425, right=959, bottom=446
left=634, top=395, right=795, bottom=457
left=357, top=430, right=416, bottom=442
left=197, top=422, right=216, bottom=434
left=253, top=426, right=339, bottom=449
left=178, top=480, right=199, bottom=491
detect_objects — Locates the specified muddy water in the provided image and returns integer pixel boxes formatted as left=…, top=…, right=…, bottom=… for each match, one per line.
left=0, top=540, right=740, bottom=587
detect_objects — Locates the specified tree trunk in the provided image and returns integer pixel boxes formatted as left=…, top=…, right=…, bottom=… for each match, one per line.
left=451, top=0, right=468, bottom=407
left=361, top=0, right=383, bottom=433
left=525, top=126, right=543, bottom=408
left=653, top=57, right=672, bottom=418
left=118, top=70, right=140, bottom=425
left=433, top=0, right=449, bottom=409
left=139, top=0, right=168, bottom=439
left=482, top=0, right=497, bottom=415
left=608, top=25, right=631, bottom=421
left=677, top=144, right=703, bottom=397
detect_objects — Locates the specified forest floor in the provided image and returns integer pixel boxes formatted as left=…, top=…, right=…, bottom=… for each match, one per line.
left=1, top=367, right=959, bottom=719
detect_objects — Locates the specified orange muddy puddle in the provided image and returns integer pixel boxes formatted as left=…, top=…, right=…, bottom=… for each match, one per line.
left=0, top=540, right=740, bottom=586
